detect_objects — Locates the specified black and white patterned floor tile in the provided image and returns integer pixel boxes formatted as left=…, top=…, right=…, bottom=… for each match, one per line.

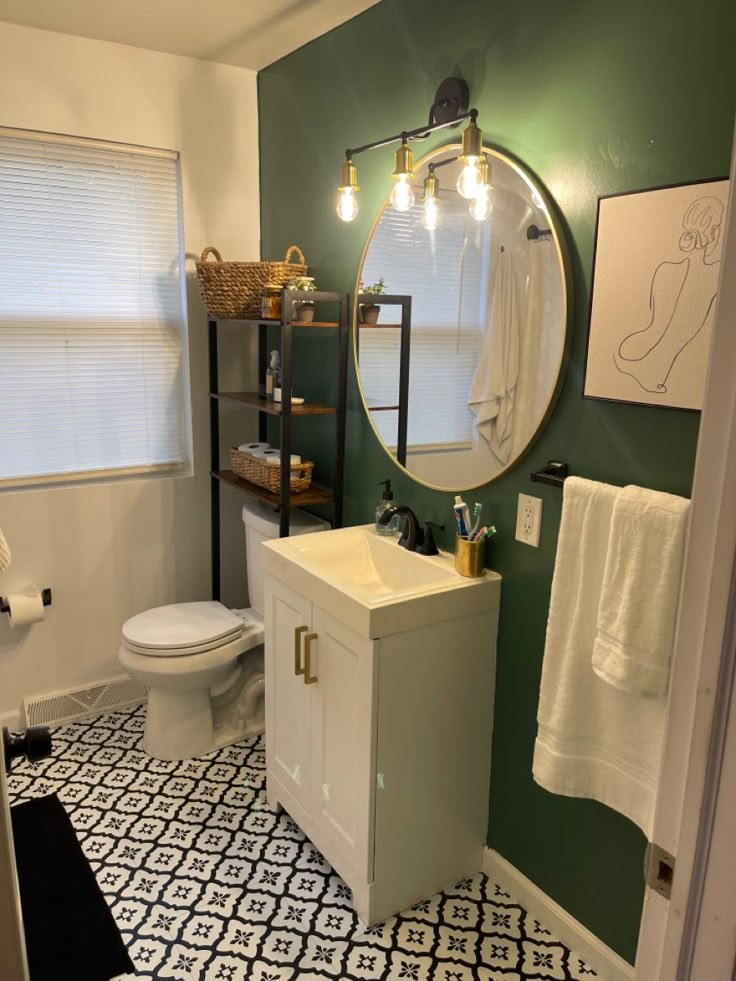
left=8, top=707, right=598, bottom=981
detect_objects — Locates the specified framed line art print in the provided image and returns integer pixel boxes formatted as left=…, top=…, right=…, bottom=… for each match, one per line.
left=583, top=177, right=728, bottom=410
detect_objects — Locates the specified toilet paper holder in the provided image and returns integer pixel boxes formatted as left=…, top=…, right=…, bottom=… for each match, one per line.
left=0, top=587, right=52, bottom=616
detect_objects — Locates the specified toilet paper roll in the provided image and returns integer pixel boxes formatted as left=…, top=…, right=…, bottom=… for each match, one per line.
left=266, top=455, right=301, bottom=466
left=249, top=448, right=276, bottom=459
left=5, top=585, right=45, bottom=628
left=238, top=442, right=270, bottom=453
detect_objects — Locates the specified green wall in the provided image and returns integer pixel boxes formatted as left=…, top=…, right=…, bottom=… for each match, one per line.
left=258, top=0, right=735, bottom=962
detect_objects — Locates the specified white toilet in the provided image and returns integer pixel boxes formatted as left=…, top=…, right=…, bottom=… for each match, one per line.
left=119, top=502, right=328, bottom=760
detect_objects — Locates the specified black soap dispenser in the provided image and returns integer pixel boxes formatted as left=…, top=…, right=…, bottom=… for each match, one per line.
left=375, top=479, right=399, bottom=536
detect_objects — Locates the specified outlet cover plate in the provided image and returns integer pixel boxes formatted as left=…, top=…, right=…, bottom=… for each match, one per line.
left=516, top=493, right=542, bottom=547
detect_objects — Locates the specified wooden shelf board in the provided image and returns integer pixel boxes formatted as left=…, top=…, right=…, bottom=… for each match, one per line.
left=213, top=318, right=340, bottom=328
left=213, top=469, right=334, bottom=507
left=211, top=392, right=336, bottom=415
left=368, top=405, right=400, bottom=412
left=358, top=323, right=402, bottom=329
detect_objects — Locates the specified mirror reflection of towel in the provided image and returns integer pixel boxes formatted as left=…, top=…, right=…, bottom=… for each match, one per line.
left=468, top=249, right=520, bottom=464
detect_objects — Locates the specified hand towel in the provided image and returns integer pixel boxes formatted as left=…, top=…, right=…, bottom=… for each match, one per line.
left=0, top=527, right=11, bottom=573
left=593, top=486, right=689, bottom=697
left=533, top=477, right=667, bottom=837
left=468, top=249, right=519, bottom=465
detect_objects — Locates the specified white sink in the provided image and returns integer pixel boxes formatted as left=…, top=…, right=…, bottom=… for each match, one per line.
left=261, top=524, right=501, bottom=637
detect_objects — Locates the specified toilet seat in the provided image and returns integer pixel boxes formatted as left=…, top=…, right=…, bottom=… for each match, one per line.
left=122, top=602, right=246, bottom=657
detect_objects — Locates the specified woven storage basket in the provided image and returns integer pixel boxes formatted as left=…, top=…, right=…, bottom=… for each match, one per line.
left=196, top=245, right=307, bottom=319
left=230, top=448, right=314, bottom=494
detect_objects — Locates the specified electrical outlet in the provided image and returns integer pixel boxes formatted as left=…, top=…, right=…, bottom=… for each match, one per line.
left=515, top=493, right=543, bottom=547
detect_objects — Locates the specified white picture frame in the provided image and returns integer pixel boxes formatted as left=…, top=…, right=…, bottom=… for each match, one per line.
left=583, top=178, right=729, bottom=410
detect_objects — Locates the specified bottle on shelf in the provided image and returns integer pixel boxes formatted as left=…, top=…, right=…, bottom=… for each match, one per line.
left=375, top=479, right=400, bottom=535
left=266, top=350, right=280, bottom=401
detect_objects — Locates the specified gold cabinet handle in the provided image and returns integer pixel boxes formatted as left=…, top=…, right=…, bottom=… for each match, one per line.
left=304, top=633, right=318, bottom=684
left=294, top=625, right=308, bottom=676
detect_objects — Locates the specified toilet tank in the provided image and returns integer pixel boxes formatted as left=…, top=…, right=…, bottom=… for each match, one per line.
left=242, top=502, right=329, bottom=619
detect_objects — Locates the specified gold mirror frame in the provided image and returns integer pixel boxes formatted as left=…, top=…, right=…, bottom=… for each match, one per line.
left=353, top=142, right=574, bottom=492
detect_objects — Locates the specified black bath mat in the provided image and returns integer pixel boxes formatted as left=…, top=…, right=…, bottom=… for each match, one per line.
left=11, top=793, right=134, bottom=981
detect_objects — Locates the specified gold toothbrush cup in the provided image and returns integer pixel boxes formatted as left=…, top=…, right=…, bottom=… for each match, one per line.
left=455, top=536, right=486, bottom=578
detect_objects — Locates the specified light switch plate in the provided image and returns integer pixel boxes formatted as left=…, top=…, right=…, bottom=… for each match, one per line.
left=516, top=493, right=542, bottom=547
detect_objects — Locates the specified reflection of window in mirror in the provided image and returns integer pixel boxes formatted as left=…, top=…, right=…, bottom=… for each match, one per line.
left=360, top=192, right=491, bottom=453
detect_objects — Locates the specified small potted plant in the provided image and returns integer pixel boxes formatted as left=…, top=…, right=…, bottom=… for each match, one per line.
left=360, top=277, right=386, bottom=325
left=288, top=276, right=318, bottom=323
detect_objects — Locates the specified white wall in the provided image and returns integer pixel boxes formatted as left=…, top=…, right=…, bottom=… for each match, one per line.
left=0, top=22, right=260, bottom=721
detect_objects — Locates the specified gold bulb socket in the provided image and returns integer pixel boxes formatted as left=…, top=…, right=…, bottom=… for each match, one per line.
left=423, top=172, right=439, bottom=201
left=477, top=154, right=490, bottom=186
left=459, top=118, right=483, bottom=161
left=392, top=142, right=415, bottom=179
left=339, top=158, right=359, bottom=191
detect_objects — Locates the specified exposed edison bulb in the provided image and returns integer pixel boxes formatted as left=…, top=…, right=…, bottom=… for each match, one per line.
left=469, top=185, right=492, bottom=221
left=336, top=186, right=358, bottom=222
left=390, top=174, right=415, bottom=212
left=456, top=158, right=481, bottom=199
left=423, top=195, right=439, bottom=230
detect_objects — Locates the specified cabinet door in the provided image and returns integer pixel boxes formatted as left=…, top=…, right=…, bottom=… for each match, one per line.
left=264, top=575, right=313, bottom=809
left=310, top=605, right=376, bottom=879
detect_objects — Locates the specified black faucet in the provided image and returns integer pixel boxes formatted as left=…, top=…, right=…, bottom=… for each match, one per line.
left=378, top=505, right=423, bottom=551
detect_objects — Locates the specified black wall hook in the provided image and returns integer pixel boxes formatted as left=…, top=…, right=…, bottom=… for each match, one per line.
left=530, top=461, right=569, bottom=487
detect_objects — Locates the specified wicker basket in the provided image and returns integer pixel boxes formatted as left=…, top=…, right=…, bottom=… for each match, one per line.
left=230, top=448, right=314, bottom=494
left=196, top=245, right=307, bottom=320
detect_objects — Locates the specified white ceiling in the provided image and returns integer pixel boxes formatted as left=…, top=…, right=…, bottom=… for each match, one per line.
left=0, top=0, right=381, bottom=71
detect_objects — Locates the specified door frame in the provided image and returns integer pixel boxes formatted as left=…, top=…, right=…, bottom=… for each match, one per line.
left=635, top=122, right=736, bottom=979
left=0, top=739, right=30, bottom=981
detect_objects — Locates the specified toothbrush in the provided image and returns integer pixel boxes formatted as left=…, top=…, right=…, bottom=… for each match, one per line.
left=469, top=503, right=482, bottom=538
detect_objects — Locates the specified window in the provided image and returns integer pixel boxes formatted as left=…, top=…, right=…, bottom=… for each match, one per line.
left=0, top=129, right=190, bottom=487
left=359, top=192, right=488, bottom=451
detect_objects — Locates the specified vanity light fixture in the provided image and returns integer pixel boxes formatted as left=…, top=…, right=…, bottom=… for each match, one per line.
left=336, top=157, right=359, bottom=222
left=336, top=77, right=491, bottom=224
left=390, top=139, right=415, bottom=212
left=469, top=154, right=493, bottom=221
left=422, top=170, right=440, bottom=230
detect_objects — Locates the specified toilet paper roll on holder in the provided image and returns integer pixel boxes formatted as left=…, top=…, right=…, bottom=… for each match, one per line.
left=0, top=587, right=53, bottom=616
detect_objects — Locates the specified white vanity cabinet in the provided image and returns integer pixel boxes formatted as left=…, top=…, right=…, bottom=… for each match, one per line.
left=263, top=543, right=501, bottom=926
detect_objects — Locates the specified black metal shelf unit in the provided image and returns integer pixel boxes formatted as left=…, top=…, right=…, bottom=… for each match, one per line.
left=355, top=294, right=412, bottom=466
left=208, top=289, right=349, bottom=601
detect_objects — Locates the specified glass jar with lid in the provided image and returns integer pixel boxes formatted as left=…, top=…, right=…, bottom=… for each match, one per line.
left=261, top=283, right=282, bottom=320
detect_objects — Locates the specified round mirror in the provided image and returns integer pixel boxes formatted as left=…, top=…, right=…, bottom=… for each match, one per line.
left=354, top=143, right=572, bottom=491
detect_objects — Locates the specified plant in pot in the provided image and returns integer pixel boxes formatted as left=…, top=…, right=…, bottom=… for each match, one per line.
left=288, top=276, right=318, bottom=323
left=359, top=277, right=386, bottom=324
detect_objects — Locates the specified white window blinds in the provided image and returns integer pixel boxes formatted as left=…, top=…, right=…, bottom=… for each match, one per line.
left=359, top=191, right=488, bottom=449
left=0, top=130, right=189, bottom=487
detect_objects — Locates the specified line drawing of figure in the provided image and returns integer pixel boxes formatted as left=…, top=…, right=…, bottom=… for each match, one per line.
left=613, top=194, right=723, bottom=394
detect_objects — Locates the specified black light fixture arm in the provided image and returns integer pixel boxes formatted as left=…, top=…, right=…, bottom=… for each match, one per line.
left=345, top=109, right=477, bottom=161
left=427, top=155, right=461, bottom=175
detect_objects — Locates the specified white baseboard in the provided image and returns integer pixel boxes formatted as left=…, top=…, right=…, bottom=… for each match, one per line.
left=0, top=707, right=25, bottom=732
left=483, top=848, right=635, bottom=981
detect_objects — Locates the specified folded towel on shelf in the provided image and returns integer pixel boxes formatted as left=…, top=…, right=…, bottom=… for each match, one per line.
left=532, top=476, right=667, bottom=837
left=0, top=527, right=11, bottom=573
left=593, top=485, right=690, bottom=697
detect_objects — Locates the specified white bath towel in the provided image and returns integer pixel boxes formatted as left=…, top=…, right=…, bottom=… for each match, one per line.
left=593, top=486, right=689, bottom=697
left=533, top=477, right=667, bottom=837
left=468, top=249, right=519, bottom=464
left=0, top=527, right=10, bottom=573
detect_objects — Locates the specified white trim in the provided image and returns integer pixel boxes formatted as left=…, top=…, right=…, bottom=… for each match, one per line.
left=483, top=848, right=634, bottom=981
left=0, top=710, right=24, bottom=734
left=636, top=123, right=736, bottom=980
left=0, top=125, right=177, bottom=159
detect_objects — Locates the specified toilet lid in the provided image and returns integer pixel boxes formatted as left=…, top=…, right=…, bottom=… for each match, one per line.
left=122, top=602, right=244, bottom=656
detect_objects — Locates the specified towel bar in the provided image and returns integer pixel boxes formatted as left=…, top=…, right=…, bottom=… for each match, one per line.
left=530, top=461, right=568, bottom=487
